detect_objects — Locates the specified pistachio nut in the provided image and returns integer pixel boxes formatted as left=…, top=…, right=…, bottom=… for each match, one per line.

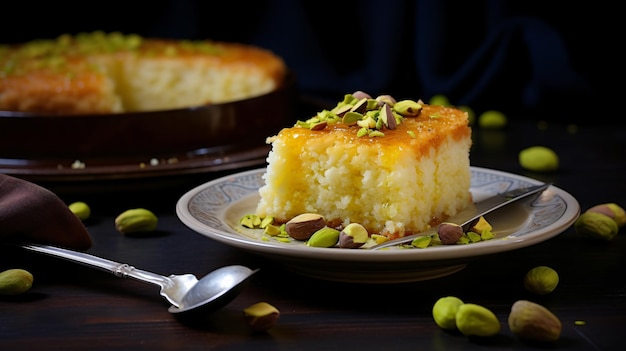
left=587, top=203, right=626, bottom=227
left=379, top=103, right=397, bottom=129
left=257, top=217, right=273, bottom=229
left=351, top=90, right=372, bottom=100
left=428, top=94, right=451, bottom=107
left=285, top=213, right=326, bottom=241
left=524, top=266, right=559, bottom=295
left=508, top=300, right=562, bottom=342
left=350, top=98, right=369, bottom=114
left=0, top=268, right=34, bottom=295
left=518, top=146, right=559, bottom=172
left=68, top=201, right=91, bottom=221
left=478, top=110, right=507, bottom=129
left=370, top=234, right=388, bottom=245
left=411, top=235, right=432, bottom=248
left=240, top=214, right=262, bottom=228
left=392, top=100, right=422, bottom=117
left=574, top=211, right=619, bottom=241
left=338, top=222, right=369, bottom=249
left=306, top=227, right=340, bottom=248
left=263, top=224, right=283, bottom=236
left=432, top=296, right=464, bottom=330
left=375, top=94, right=396, bottom=107
left=455, top=303, right=501, bottom=337
left=437, top=222, right=464, bottom=244
left=468, top=216, right=492, bottom=234
left=243, top=301, right=280, bottom=332
left=115, top=208, right=158, bottom=234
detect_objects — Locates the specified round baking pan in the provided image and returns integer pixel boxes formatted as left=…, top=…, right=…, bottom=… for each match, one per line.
left=0, top=72, right=296, bottom=185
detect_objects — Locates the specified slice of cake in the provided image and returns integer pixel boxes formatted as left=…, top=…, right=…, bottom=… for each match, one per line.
left=255, top=91, right=473, bottom=240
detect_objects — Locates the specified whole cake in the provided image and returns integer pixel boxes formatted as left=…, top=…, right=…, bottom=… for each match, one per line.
left=0, top=31, right=287, bottom=114
left=255, top=91, right=472, bottom=240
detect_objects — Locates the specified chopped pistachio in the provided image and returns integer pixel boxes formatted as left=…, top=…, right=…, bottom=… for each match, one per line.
left=467, top=231, right=482, bottom=243
left=456, top=235, right=470, bottom=244
left=260, top=216, right=274, bottom=229
left=357, top=127, right=368, bottom=137
left=264, top=224, right=282, bottom=236
left=411, top=236, right=432, bottom=248
left=393, top=100, right=422, bottom=116
left=342, top=111, right=363, bottom=125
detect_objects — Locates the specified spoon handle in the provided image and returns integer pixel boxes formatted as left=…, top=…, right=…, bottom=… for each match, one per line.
left=19, top=243, right=172, bottom=288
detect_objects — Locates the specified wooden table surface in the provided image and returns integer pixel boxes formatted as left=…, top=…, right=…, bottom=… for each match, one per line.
left=1, top=112, right=625, bottom=350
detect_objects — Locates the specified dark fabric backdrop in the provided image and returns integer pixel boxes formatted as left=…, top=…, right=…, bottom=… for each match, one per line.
left=1, top=0, right=620, bottom=124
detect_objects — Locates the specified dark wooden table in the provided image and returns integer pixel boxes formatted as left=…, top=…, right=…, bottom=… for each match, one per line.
left=1, top=115, right=625, bottom=350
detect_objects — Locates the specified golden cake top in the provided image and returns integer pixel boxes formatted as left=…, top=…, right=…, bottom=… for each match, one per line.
left=273, top=91, right=470, bottom=150
left=0, top=31, right=285, bottom=80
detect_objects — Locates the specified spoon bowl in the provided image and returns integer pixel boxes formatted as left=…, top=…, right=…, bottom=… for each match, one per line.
left=168, top=265, right=259, bottom=315
left=19, top=243, right=258, bottom=316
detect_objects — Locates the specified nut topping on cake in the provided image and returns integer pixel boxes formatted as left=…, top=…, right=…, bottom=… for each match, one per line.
left=294, top=91, right=423, bottom=137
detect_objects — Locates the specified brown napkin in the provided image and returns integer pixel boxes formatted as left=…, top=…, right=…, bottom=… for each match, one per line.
left=0, top=174, right=92, bottom=250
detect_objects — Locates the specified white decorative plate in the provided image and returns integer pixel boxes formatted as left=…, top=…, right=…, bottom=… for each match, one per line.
left=176, top=167, right=580, bottom=283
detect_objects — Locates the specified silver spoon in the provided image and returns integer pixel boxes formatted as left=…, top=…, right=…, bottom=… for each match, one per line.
left=19, top=243, right=258, bottom=316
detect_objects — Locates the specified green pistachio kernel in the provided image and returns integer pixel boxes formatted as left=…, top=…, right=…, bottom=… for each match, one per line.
left=411, top=236, right=432, bottom=248
left=467, top=232, right=482, bottom=243
left=68, top=201, right=91, bottom=221
left=519, top=146, right=559, bottom=172
left=456, top=303, right=501, bottom=337
left=342, top=111, right=363, bottom=125
left=393, top=100, right=422, bottom=117
left=0, top=268, right=34, bottom=295
left=524, top=266, right=559, bottom=295
left=240, top=214, right=261, bottom=228
left=264, top=224, right=282, bottom=236
left=478, top=110, right=507, bottom=129
left=481, top=230, right=495, bottom=240
left=432, top=296, right=464, bottom=330
left=306, top=227, right=340, bottom=248
left=260, top=216, right=274, bottom=229
left=428, top=94, right=451, bottom=107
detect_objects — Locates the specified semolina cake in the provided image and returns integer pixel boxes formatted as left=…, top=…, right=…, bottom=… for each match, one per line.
left=0, top=31, right=287, bottom=114
left=255, top=91, right=472, bottom=240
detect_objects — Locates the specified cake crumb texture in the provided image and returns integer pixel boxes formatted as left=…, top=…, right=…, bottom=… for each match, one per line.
left=0, top=31, right=287, bottom=114
left=256, top=103, right=472, bottom=239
